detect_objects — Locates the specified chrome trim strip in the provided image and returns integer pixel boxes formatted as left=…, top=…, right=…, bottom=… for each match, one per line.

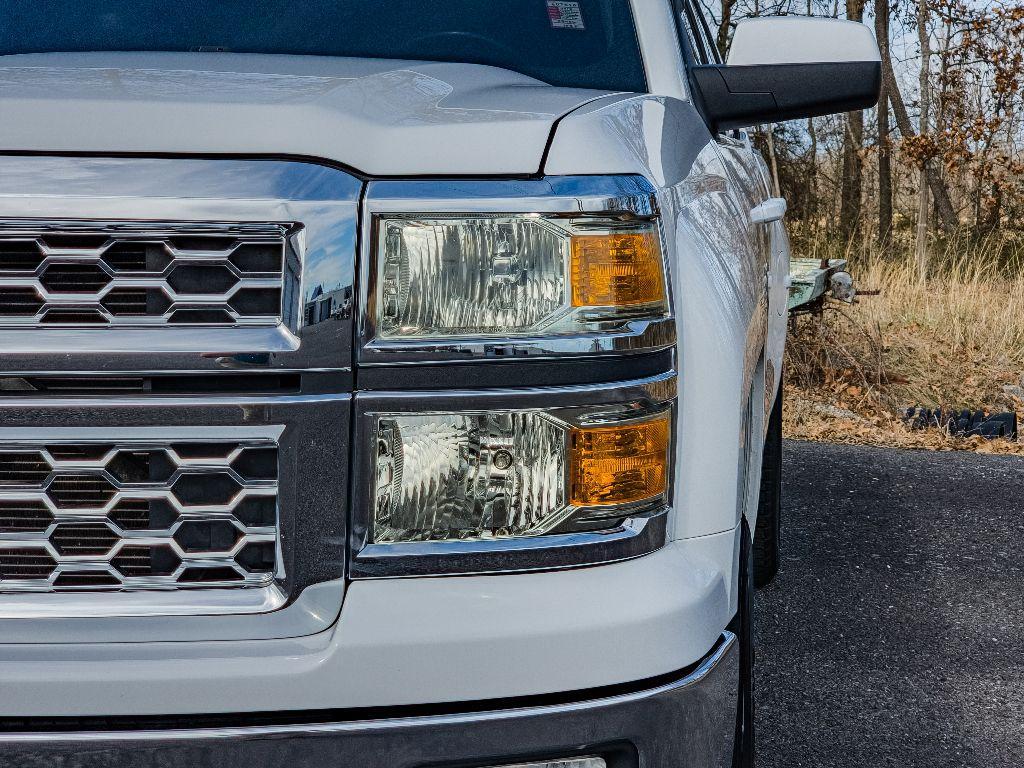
left=0, top=368, right=342, bottom=377
left=357, top=371, right=678, bottom=411
left=0, top=326, right=301, bottom=354
left=682, top=630, right=737, bottom=690
left=0, top=425, right=285, bottom=441
left=361, top=317, right=676, bottom=366
left=0, top=584, right=287, bottom=620
left=0, top=393, right=350, bottom=408
left=363, top=176, right=660, bottom=218
left=352, top=511, right=668, bottom=578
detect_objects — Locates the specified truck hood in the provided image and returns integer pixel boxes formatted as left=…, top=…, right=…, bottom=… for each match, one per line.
left=0, top=52, right=619, bottom=176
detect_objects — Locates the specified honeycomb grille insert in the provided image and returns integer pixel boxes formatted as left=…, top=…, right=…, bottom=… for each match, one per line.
left=0, top=441, right=278, bottom=592
left=0, top=225, right=290, bottom=327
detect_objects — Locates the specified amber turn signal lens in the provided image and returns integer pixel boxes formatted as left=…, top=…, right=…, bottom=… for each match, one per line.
left=569, top=412, right=671, bottom=507
left=570, top=230, right=666, bottom=307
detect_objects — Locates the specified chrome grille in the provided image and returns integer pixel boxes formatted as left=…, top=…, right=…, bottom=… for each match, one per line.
left=0, top=440, right=278, bottom=591
left=0, top=224, right=289, bottom=327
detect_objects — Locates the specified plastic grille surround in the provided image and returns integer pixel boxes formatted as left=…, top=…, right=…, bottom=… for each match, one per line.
left=0, top=225, right=288, bottom=327
left=0, top=441, right=278, bottom=591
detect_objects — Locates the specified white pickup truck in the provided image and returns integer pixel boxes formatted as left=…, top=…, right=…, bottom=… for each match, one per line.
left=0, top=3, right=878, bottom=766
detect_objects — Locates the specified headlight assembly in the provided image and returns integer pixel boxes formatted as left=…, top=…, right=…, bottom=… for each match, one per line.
left=375, top=216, right=667, bottom=341
left=351, top=374, right=676, bottom=578
left=372, top=407, right=670, bottom=545
left=358, top=176, right=675, bottom=363
left=350, top=178, right=677, bottom=577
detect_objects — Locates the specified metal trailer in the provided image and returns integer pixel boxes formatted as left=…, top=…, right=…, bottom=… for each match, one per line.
left=788, top=257, right=853, bottom=313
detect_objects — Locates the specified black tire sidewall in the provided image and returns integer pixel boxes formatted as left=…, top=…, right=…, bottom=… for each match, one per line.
left=753, top=382, right=783, bottom=589
left=733, top=519, right=756, bottom=767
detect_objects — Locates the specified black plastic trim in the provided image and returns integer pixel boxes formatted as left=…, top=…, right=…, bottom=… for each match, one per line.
left=690, top=62, right=882, bottom=132
left=0, top=370, right=352, bottom=397
left=356, top=349, right=674, bottom=391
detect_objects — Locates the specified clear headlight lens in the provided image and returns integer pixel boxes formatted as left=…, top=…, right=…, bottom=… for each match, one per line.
left=375, top=215, right=666, bottom=340
left=372, top=408, right=671, bottom=544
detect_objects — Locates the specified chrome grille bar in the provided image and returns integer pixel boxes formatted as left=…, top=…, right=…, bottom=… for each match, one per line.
left=0, top=437, right=280, bottom=592
left=0, top=222, right=291, bottom=327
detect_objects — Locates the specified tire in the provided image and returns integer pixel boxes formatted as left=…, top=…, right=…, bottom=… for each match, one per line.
left=732, top=518, right=756, bottom=768
left=753, top=382, right=782, bottom=589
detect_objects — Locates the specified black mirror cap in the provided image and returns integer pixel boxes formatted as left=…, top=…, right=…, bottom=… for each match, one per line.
left=691, top=61, right=881, bottom=133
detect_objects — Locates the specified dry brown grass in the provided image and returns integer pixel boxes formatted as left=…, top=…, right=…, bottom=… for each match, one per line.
left=783, top=231, right=1024, bottom=453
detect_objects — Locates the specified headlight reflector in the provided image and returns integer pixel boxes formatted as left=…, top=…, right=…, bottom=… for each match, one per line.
left=378, top=217, right=567, bottom=339
left=374, top=411, right=570, bottom=544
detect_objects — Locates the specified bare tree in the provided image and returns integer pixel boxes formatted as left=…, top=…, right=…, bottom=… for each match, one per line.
left=839, top=0, right=867, bottom=238
left=881, top=43, right=958, bottom=228
left=761, top=0, right=1023, bottom=252
left=915, top=0, right=932, bottom=281
left=717, top=0, right=739, bottom=59
left=875, top=0, right=893, bottom=243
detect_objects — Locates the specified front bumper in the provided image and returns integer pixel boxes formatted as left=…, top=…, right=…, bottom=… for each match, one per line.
left=0, top=633, right=737, bottom=768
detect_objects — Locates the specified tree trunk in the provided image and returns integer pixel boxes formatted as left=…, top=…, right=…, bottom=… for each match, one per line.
left=931, top=13, right=953, bottom=239
left=915, top=0, right=931, bottom=282
left=807, top=116, right=818, bottom=234
left=982, top=181, right=1003, bottom=232
left=804, top=0, right=818, bottom=236
left=875, top=0, right=893, bottom=243
left=717, top=0, right=738, bottom=60
left=840, top=112, right=864, bottom=238
left=840, top=0, right=866, bottom=239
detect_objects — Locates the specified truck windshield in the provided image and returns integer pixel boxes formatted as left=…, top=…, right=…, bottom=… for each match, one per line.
left=0, top=0, right=647, bottom=93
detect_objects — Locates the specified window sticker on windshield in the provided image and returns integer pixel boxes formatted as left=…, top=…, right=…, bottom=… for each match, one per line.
left=547, top=1, right=586, bottom=30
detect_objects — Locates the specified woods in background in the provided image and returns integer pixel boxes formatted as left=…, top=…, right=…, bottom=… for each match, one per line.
left=712, top=0, right=1024, bottom=276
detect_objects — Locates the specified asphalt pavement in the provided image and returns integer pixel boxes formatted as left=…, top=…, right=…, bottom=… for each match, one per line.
left=755, top=440, right=1024, bottom=768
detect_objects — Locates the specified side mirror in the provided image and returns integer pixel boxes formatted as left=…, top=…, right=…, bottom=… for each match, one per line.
left=690, top=17, right=881, bottom=132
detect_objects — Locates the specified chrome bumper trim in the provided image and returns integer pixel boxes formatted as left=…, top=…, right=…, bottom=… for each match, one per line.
left=0, top=632, right=737, bottom=768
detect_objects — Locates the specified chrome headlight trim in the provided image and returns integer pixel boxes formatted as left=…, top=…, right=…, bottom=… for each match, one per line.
left=351, top=511, right=667, bottom=578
